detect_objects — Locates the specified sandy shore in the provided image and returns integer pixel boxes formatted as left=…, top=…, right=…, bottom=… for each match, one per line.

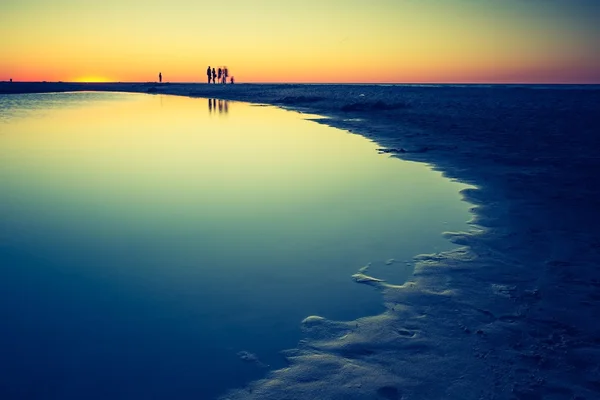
left=2, top=82, right=600, bottom=399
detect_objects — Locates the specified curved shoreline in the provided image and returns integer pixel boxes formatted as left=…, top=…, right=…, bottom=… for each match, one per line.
left=3, top=82, right=600, bottom=399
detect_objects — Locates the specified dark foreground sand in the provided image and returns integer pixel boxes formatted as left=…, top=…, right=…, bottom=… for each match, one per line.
left=2, top=82, right=600, bottom=399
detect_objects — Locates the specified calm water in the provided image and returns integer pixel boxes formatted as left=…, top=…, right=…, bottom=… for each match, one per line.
left=0, top=92, right=472, bottom=399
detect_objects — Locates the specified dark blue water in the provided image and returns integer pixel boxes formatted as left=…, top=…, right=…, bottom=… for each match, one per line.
left=0, top=92, right=472, bottom=399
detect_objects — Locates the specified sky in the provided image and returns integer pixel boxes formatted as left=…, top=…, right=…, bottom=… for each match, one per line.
left=1, top=0, right=599, bottom=83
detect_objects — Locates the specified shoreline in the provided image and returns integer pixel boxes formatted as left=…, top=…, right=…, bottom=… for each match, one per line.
left=3, top=82, right=600, bottom=399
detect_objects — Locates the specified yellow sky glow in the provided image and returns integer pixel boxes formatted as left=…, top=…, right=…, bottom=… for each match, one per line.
left=1, top=0, right=599, bottom=83
left=72, top=76, right=114, bottom=83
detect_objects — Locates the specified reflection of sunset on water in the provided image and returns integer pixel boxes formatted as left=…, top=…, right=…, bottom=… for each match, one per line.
left=0, top=91, right=473, bottom=398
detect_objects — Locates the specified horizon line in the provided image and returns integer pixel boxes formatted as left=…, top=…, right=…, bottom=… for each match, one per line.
left=2, top=81, right=600, bottom=86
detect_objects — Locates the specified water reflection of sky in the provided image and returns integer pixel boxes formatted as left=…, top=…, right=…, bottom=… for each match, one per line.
left=0, top=92, right=473, bottom=400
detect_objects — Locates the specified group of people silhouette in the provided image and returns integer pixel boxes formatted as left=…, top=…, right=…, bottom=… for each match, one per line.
left=157, top=68, right=234, bottom=84
left=207, top=66, right=234, bottom=84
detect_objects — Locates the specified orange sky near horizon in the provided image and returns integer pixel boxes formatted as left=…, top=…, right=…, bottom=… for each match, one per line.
left=1, top=0, right=599, bottom=84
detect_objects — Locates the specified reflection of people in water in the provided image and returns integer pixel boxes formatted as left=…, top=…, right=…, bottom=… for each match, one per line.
left=208, top=99, right=229, bottom=115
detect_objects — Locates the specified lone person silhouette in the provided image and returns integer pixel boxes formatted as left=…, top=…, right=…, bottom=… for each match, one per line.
left=212, top=68, right=216, bottom=84
left=159, top=72, right=162, bottom=83
left=206, top=66, right=212, bottom=84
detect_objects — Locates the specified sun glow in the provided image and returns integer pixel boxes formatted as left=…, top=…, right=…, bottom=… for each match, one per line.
left=72, top=76, right=112, bottom=83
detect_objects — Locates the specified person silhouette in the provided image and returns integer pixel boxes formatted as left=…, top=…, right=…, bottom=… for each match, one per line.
left=218, top=68, right=222, bottom=84
left=230, top=76, right=234, bottom=84
left=159, top=72, right=162, bottom=83
left=206, top=66, right=212, bottom=84
left=223, top=67, right=228, bottom=84
left=212, top=68, right=216, bottom=84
